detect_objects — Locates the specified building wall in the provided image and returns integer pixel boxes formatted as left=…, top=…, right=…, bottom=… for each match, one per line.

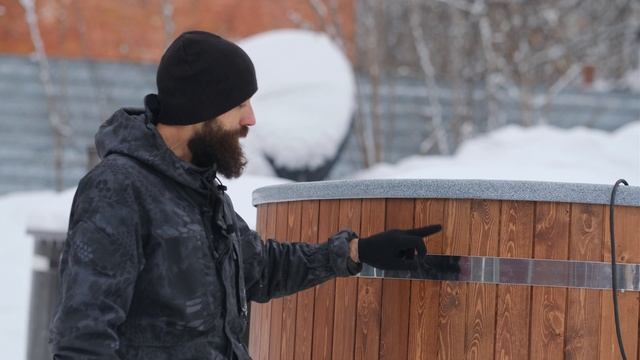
left=0, top=0, right=355, bottom=62
left=1, top=1, right=638, bottom=194
left=0, top=55, right=156, bottom=194
left=1, top=55, right=638, bottom=194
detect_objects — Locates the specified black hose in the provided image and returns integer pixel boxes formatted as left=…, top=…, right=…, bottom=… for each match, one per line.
left=610, top=179, right=629, bottom=360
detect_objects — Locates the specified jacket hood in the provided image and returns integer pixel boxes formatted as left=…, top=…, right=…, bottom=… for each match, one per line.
left=95, top=108, right=215, bottom=193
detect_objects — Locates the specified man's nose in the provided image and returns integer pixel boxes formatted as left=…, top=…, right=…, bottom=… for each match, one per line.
left=240, top=105, right=256, bottom=126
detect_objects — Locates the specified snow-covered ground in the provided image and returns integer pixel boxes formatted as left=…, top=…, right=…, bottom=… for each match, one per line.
left=2, top=120, right=639, bottom=359
left=353, top=121, right=640, bottom=184
left=0, top=189, right=75, bottom=360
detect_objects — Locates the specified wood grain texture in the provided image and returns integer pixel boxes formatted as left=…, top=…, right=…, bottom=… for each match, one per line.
left=248, top=204, right=268, bottom=359
left=408, top=199, right=445, bottom=360
left=438, top=199, right=472, bottom=360
left=354, top=199, right=386, bottom=360
left=380, top=199, right=415, bottom=360
left=280, top=201, right=302, bottom=360
left=257, top=203, right=278, bottom=360
left=331, top=199, right=362, bottom=360
left=465, top=200, right=500, bottom=360
left=530, top=202, right=570, bottom=360
left=564, top=204, right=603, bottom=360
left=311, top=200, right=341, bottom=360
left=495, top=201, right=535, bottom=360
left=268, top=203, right=289, bottom=360
left=293, top=201, right=320, bottom=360
left=253, top=197, right=638, bottom=360
left=599, top=205, right=640, bottom=360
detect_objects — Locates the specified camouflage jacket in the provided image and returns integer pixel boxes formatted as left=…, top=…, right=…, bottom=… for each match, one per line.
left=49, top=108, right=359, bottom=359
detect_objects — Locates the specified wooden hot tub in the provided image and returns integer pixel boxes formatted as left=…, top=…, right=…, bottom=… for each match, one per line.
left=247, top=179, right=640, bottom=360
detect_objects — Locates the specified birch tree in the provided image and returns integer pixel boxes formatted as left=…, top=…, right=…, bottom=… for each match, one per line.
left=291, top=0, right=639, bottom=167
left=19, top=0, right=70, bottom=191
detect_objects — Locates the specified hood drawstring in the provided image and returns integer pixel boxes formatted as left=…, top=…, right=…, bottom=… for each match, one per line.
left=200, top=168, right=235, bottom=234
left=214, top=176, right=236, bottom=234
left=215, top=176, right=227, bottom=192
left=200, top=167, right=218, bottom=194
left=200, top=168, right=229, bottom=261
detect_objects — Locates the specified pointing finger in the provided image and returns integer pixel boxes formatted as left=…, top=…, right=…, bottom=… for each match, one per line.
left=403, top=224, right=442, bottom=237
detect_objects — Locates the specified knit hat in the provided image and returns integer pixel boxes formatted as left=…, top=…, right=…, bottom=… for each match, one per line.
left=145, top=30, right=258, bottom=125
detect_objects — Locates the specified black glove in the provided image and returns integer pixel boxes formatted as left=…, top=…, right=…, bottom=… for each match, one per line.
left=417, top=254, right=461, bottom=280
left=358, top=225, right=442, bottom=271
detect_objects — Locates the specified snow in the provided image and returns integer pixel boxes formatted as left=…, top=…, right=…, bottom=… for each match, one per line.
left=224, top=175, right=291, bottom=224
left=352, top=121, right=640, bottom=185
left=1, top=120, right=639, bottom=358
left=0, top=188, right=76, bottom=360
left=239, top=29, right=355, bottom=171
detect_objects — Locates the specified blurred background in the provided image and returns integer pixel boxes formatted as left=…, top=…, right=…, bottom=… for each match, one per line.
left=1, top=0, right=639, bottom=192
left=0, top=0, right=639, bottom=359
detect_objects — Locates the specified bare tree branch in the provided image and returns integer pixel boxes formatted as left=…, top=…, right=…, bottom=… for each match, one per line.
left=19, top=0, right=70, bottom=191
left=161, top=0, right=175, bottom=47
left=409, top=0, right=451, bottom=155
left=476, top=0, right=506, bottom=130
left=536, top=62, right=582, bottom=124
left=287, top=10, right=316, bottom=31
left=434, top=0, right=475, bottom=13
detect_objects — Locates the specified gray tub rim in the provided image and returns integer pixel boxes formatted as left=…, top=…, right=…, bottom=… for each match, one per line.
left=252, top=179, right=640, bottom=207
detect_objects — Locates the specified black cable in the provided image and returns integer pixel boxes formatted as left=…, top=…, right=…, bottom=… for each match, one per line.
left=610, top=178, right=629, bottom=360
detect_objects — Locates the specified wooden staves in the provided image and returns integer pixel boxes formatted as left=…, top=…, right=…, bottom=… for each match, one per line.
left=495, top=201, right=535, bottom=360
left=465, top=200, right=500, bottom=360
left=599, top=205, right=640, bottom=360
left=379, top=199, right=415, bottom=360
left=408, top=199, right=445, bottom=360
left=311, top=200, right=341, bottom=359
left=280, top=201, right=302, bottom=360
left=294, top=200, right=320, bottom=360
left=354, top=199, right=385, bottom=360
left=530, top=202, right=570, bottom=360
left=565, top=204, right=603, bottom=360
left=248, top=199, right=640, bottom=360
left=332, top=199, right=362, bottom=360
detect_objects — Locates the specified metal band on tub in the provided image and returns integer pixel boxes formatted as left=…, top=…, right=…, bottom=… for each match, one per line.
left=358, top=255, right=640, bottom=291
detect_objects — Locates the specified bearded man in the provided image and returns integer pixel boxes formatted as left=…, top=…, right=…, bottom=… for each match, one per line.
left=49, top=31, right=441, bottom=359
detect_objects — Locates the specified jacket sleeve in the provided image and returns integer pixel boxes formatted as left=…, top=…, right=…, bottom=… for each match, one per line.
left=235, top=213, right=361, bottom=303
left=49, top=166, right=143, bottom=359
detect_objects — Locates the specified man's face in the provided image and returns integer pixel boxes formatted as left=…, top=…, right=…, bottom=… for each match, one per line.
left=188, top=100, right=256, bottom=178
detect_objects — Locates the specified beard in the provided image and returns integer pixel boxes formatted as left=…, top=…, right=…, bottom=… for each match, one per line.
left=187, top=119, right=249, bottom=178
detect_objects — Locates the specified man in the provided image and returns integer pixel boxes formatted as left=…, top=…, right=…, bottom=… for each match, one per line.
left=49, top=31, right=442, bottom=359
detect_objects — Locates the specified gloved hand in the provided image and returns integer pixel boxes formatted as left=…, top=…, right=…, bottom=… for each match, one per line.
left=358, top=225, right=442, bottom=271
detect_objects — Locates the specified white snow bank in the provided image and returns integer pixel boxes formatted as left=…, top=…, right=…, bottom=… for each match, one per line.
left=223, top=175, right=291, bottom=225
left=239, top=29, right=355, bottom=171
left=353, top=122, right=640, bottom=185
left=0, top=188, right=76, bottom=360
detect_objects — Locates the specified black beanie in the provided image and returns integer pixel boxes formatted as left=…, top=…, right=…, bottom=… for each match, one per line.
left=145, top=30, right=258, bottom=125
